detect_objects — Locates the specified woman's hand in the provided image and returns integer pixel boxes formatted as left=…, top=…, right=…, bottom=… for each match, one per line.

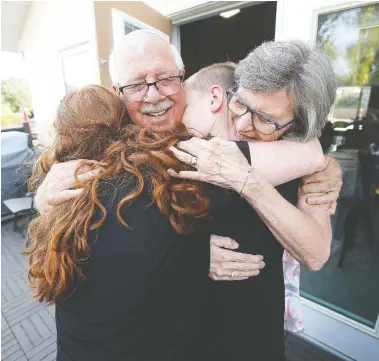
left=168, top=137, right=253, bottom=192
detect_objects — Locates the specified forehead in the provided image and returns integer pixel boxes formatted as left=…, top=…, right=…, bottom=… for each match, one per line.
left=119, top=46, right=178, bottom=84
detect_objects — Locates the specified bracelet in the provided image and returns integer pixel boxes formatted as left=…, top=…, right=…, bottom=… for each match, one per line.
left=239, top=167, right=253, bottom=196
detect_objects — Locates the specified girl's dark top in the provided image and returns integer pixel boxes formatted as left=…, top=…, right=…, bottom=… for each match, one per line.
left=56, top=178, right=211, bottom=361
left=55, top=142, right=299, bottom=361
left=205, top=143, right=300, bottom=361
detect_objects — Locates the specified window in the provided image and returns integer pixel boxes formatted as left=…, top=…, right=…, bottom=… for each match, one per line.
left=300, top=3, right=379, bottom=333
left=60, top=43, right=95, bottom=94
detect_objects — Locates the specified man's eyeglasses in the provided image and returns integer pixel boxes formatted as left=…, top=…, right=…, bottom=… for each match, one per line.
left=226, top=89, right=294, bottom=135
left=118, top=75, right=184, bottom=102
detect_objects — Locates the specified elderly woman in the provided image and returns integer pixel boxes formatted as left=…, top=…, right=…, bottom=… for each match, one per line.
left=169, top=40, right=337, bottom=361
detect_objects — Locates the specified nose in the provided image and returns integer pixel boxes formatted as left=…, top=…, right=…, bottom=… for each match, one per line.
left=144, top=84, right=164, bottom=103
left=234, top=113, right=254, bottom=134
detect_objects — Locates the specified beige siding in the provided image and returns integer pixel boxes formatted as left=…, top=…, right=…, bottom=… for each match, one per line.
left=19, top=0, right=98, bottom=145
left=93, top=1, right=171, bottom=88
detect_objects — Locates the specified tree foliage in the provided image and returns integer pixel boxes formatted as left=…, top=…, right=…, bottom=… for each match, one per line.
left=1, top=77, right=33, bottom=113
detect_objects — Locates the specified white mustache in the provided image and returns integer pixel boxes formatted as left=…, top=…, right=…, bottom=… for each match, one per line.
left=141, top=100, right=174, bottom=114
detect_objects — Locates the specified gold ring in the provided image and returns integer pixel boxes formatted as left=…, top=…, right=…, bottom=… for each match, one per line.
left=190, top=156, right=198, bottom=166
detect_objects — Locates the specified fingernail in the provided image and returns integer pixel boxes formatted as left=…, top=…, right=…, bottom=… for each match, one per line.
left=260, top=262, right=265, bottom=268
left=167, top=169, right=177, bottom=175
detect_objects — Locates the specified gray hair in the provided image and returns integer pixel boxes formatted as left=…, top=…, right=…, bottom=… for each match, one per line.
left=235, top=40, right=337, bottom=141
left=109, top=30, right=184, bottom=85
left=187, top=62, right=236, bottom=95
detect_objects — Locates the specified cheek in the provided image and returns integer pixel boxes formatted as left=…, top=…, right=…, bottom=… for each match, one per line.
left=171, top=91, right=186, bottom=120
left=183, top=109, right=202, bottom=129
left=181, top=109, right=192, bottom=127
left=125, top=103, right=141, bottom=122
left=275, top=128, right=289, bottom=140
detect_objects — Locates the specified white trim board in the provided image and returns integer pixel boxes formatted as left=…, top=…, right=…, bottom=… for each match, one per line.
left=169, top=1, right=265, bottom=25
left=301, top=298, right=379, bottom=361
left=111, top=8, right=169, bottom=48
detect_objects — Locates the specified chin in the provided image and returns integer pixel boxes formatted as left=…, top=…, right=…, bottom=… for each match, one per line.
left=151, top=118, right=178, bottom=132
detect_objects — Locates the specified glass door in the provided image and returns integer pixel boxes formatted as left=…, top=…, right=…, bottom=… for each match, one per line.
left=300, top=2, right=379, bottom=333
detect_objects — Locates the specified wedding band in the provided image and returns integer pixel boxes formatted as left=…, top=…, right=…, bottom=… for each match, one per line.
left=189, top=156, right=198, bottom=166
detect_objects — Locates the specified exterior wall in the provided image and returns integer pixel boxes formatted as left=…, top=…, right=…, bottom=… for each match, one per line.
left=93, top=1, right=171, bottom=88
left=19, top=0, right=98, bottom=145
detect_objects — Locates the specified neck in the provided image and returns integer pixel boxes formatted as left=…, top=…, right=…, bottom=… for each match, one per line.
left=209, top=112, right=229, bottom=140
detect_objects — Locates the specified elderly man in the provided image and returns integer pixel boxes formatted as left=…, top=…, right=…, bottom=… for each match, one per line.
left=36, top=31, right=341, bottom=276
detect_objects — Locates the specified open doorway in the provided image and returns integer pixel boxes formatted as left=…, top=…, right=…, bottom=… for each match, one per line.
left=180, top=2, right=277, bottom=77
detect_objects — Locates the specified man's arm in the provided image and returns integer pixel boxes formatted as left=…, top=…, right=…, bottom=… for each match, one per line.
left=248, top=138, right=325, bottom=186
left=300, top=156, right=343, bottom=215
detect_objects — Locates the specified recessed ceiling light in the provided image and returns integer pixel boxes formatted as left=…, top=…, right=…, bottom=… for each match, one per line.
left=220, top=9, right=240, bottom=19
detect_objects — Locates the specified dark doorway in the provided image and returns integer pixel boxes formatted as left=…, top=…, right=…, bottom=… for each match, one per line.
left=180, top=2, right=277, bottom=77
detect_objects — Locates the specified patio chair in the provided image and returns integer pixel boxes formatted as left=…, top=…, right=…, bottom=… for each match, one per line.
left=3, top=192, right=36, bottom=232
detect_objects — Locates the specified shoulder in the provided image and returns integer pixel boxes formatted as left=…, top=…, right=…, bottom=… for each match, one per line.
left=91, top=175, right=157, bottom=230
left=89, top=175, right=172, bottom=246
left=97, top=175, right=150, bottom=209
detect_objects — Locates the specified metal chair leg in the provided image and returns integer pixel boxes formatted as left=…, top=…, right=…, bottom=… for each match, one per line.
left=13, top=214, right=18, bottom=232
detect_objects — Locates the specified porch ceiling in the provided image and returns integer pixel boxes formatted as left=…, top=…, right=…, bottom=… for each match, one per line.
left=142, top=0, right=210, bottom=16
left=1, top=1, right=30, bottom=53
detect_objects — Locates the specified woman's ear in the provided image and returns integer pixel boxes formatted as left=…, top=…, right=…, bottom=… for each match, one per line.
left=209, top=85, right=225, bottom=113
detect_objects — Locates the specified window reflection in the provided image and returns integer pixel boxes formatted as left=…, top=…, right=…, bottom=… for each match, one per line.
left=300, top=3, right=379, bottom=329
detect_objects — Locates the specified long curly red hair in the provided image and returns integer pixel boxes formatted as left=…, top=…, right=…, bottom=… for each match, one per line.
left=25, top=85, right=209, bottom=303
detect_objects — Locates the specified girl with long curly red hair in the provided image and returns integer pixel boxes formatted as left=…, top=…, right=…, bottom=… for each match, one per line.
left=26, top=85, right=211, bottom=361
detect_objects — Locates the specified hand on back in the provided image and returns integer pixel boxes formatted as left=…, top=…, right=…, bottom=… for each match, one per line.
left=209, top=235, right=265, bottom=281
left=299, top=156, right=343, bottom=215
left=35, top=159, right=99, bottom=214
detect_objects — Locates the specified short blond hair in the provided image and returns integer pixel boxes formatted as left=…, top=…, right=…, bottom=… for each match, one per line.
left=187, top=62, right=236, bottom=95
